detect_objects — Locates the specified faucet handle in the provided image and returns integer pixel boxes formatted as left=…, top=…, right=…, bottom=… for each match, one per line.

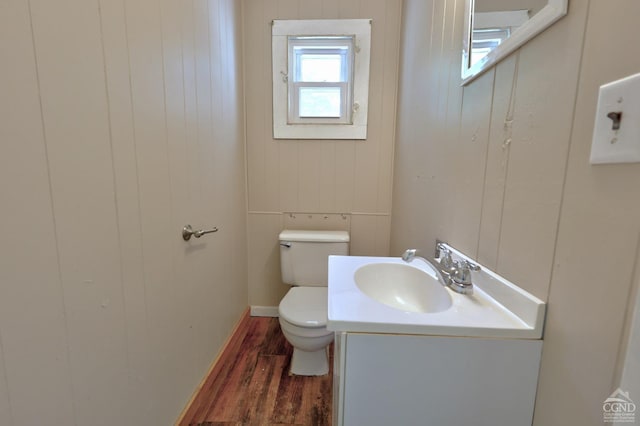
left=440, top=250, right=454, bottom=270
left=460, top=259, right=481, bottom=271
left=454, top=260, right=481, bottom=285
left=435, top=241, right=449, bottom=257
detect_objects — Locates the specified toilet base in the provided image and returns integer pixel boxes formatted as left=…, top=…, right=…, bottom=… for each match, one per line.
left=289, top=347, right=329, bottom=376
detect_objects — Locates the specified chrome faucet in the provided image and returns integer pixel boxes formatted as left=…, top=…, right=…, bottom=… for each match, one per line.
left=402, top=248, right=451, bottom=289
left=402, top=243, right=480, bottom=295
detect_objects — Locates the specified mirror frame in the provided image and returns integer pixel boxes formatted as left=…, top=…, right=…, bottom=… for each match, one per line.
left=462, top=0, right=568, bottom=85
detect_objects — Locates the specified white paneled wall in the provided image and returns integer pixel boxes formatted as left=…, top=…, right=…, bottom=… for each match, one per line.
left=392, top=0, right=587, bottom=298
left=0, top=1, right=77, bottom=424
left=243, top=0, right=403, bottom=307
left=0, top=0, right=247, bottom=424
left=392, top=0, right=640, bottom=424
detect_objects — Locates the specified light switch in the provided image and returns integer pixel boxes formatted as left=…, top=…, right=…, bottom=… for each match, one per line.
left=590, top=72, right=640, bottom=164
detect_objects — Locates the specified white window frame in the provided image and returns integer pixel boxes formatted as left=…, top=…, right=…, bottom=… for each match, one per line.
left=272, top=19, right=372, bottom=140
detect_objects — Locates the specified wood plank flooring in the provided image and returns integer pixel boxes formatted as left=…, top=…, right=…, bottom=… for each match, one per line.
left=179, top=317, right=333, bottom=426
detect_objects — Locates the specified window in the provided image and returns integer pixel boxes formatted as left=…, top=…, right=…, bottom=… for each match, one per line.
left=288, top=36, right=354, bottom=124
left=272, top=19, right=371, bottom=139
left=470, top=10, right=529, bottom=66
left=470, top=28, right=510, bottom=67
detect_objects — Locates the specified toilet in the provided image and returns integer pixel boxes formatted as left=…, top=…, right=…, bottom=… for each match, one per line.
left=278, top=229, right=350, bottom=376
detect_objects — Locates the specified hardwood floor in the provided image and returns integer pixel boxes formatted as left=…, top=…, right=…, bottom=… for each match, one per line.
left=179, top=317, right=333, bottom=426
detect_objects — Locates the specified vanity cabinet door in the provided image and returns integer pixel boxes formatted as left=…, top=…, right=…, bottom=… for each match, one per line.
left=340, top=333, right=542, bottom=426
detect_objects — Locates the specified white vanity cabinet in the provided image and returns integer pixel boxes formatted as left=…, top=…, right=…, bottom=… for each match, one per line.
left=332, top=332, right=543, bottom=426
left=328, top=250, right=547, bottom=426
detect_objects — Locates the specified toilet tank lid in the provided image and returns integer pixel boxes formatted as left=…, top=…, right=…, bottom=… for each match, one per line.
left=279, top=229, right=350, bottom=243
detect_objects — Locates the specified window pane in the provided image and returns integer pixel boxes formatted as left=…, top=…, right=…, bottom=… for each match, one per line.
left=299, top=54, right=344, bottom=82
left=290, top=37, right=352, bottom=83
left=470, top=28, right=510, bottom=66
left=299, top=87, right=342, bottom=118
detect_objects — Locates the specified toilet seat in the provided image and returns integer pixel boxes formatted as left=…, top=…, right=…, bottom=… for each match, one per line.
left=278, top=287, right=328, bottom=328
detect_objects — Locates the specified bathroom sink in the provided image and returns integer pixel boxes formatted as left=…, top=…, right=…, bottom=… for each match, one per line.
left=354, top=263, right=452, bottom=313
left=327, top=249, right=546, bottom=338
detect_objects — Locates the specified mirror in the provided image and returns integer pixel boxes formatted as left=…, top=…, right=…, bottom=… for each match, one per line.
left=462, top=0, right=568, bottom=84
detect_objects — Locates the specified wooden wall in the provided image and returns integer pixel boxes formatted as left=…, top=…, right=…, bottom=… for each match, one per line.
left=0, top=0, right=247, bottom=424
left=391, top=0, right=640, bottom=424
left=243, top=0, right=403, bottom=308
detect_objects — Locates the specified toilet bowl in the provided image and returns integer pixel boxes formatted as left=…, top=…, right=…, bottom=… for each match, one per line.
left=278, top=230, right=350, bottom=376
left=278, top=287, right=334, bottom=375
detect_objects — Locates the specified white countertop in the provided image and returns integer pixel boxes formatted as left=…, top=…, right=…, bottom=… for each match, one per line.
left=327, top=253, right=545, bottom=339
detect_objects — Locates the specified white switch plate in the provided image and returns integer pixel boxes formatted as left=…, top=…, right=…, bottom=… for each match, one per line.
left=590, top=72, right=640, bottom=165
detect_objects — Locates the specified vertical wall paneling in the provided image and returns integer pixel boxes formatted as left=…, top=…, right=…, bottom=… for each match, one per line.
left=350, top=215, right=392, bottom=257
left=449, top=68, right=495, bottom=257
left=494, top=13, right=585, bottom=297
left=192, top=0, right=222, bottom=373
left=353, top=1, right=381, bottom=214
left=244, top=0, right=266, bottom=211
left=209, top=0, right=228, bottom=342
left=125, top=0, right=181, bottom=419
left=247, top=213, right=288, bottom=306
left=279, top=140, right=300, bottom=210
left=338, top=0, right=359, bottom=18
left=334, top=141, right=357, bottom=213
left=99, top=0, right=153, bottom=422
left=30, top=0, right=130, bottom=424
left=205, top=0, right=229, bottom=362
left=223, top=0, right=248, bottom=323
left=377, top=0, right=402, bottom=215
left=179, top=2, right=206, bottom=391
left=298, top=141, right=322, bottom=213
left=193, top=0, right=214, bottom=225
left=244, top=0, right=403, bottom=307
left=318, top=141, right=338, bottom=212
left=1, top=0, right=247, bottom=423
left=424, top=0, right=445, bottom=125
left=532, top=0, right=640, bottom=423
left=391, top=0, right=586, bottom=299
left=441, top=0, right=465, bottom=164
left=181, top=1, right=203, bottom=214
left=181, top=1, right=206, bottom=392
left=187, top=0, right=212, bottom=374
left=0, top=339, right=11, bottom=425
left=0, top=1, right=76, bottom=423
left=434, top=0, right=457, bottom=132
left=617, top=245, right=640, bottom=411
left=389, top=0, right=432, bottom=249
left=161, top=0, right=201, bottom=405
left=476, top=55, right=518, bottom=269
left=264, top=1, right=282, bottom=214
left=299, top=0, right=322, bottom=19
left=391, top=0, right=640, bottom=423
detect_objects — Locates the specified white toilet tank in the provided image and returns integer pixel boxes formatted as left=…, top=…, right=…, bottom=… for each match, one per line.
left=279, top=230, right=349, bottom=287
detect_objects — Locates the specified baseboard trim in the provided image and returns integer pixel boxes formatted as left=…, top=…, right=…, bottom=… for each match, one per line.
left=175, top=307, right=251, bottom=425
left=250, top=305, right=279, bottom=317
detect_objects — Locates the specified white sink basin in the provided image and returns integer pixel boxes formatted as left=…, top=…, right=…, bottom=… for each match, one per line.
left=354, top=263, right=452, bottom=313
left=327, top=247, right=546, bottom=338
